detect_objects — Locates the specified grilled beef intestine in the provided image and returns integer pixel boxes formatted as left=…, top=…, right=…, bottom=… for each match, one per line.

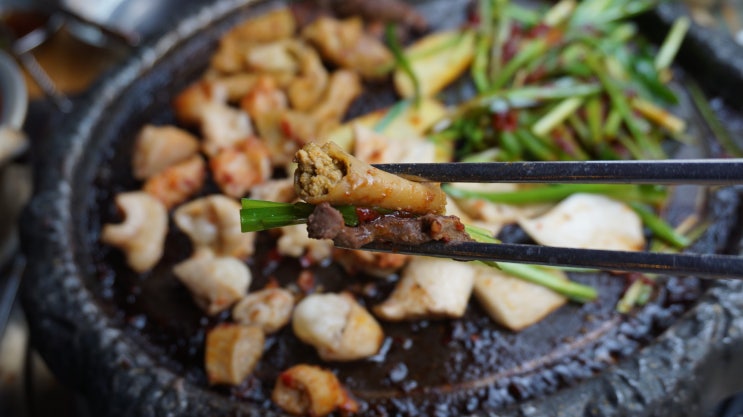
left=306, top=202, right=473, bottom=249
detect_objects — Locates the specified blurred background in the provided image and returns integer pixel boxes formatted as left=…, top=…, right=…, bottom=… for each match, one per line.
left=0, top=0, right=741, bottom=416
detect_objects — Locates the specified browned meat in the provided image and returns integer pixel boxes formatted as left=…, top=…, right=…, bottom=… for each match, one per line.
left=306, top=202, right=472, bottom=248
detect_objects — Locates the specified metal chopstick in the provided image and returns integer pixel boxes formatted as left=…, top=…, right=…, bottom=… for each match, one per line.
left=373, top=159, right=743, bottom=184
left=352, top=241, right=743, bottom=279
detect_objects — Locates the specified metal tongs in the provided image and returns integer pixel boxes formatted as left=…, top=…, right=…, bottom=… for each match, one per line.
left=353, top=159, right=743, bottom=279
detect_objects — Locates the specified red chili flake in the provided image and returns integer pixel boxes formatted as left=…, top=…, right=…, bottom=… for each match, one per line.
left=526, top=23, right=551, bottom=39
left=279, top=371, right=295, bottom=387
left=279, top=118, right=293, bottom=138
left=492, top=111, right=518, bottom=132
left=355, top=207, right=382, bottom=223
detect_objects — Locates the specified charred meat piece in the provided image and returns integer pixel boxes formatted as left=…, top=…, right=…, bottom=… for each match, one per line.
left=302, top=16, right=393, bottom=80
left=307, top=202, right=472, bottom=249
left=272, top=364, right=358, bottom=416
left=205, top=323, right=264, bottom=385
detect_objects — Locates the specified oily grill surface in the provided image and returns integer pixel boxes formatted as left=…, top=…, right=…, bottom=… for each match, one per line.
left=19, top=0, right=743, bottom=416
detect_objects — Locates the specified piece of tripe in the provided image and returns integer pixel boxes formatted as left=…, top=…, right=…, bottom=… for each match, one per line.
left=293, top=141, right=446, bottom=215
left=518, top=193, right=645, bottom=251
left=473, top=264, right=567, bottom=331
left=374, top=256, right=475, bottom=321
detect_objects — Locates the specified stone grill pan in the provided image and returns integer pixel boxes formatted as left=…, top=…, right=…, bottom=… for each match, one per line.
left=19, top=0, right=743, bottom=416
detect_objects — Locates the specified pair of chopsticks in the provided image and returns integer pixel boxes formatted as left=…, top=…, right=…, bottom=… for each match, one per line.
left=360, top=159, right=743, bottom=279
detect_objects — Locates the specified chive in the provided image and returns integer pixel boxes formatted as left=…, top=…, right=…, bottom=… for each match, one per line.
left=386, top=23, right=421, bottom=105
left=585, top=97, right=603, bottom=145
left=629, top=202, right=691, bottom=249
left=654, top=16, right=690, bottom=71
left=686, top=79, right=743, bottom=157
left=373, top=99, right=412, bottom=133
left=498, top=130, right=523, bottom=159
left=544, top=0, right=576, bottom=27
left=515, top=129, right=558, bottom=161
left=489, top=39, right=548, bottom=90
left=616, top=278, right=650, bottom=314
left=240, top=200, right=313, bottom=233
left=532, top=97, right=585, bottom=137
left=240, top=200, right=360, bottom=233
left=586, top=52, right=664, bottom=159
left=444, top=183, right=667, bottom=205
left=603, top=107, right=622, bottom=139
left=631, top=97, right=686, bottom=134
left=489, top=0, right=510, bottom=78
left=466, top=224, right=597, bottom=302
left=497, top=262, right=598, bottom=303
left=472, top=0, right=495, bottom=93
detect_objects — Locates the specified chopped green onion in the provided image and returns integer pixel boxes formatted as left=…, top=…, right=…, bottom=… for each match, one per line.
left=466, top=224, right=597, bottom=302
left=629, top=202, right=691, bottom=249
left=686, top=79, right=743, bottom=157
left=532, top=97, right=584, bottom=137
left=386, top=23, right=421, bottom=105
left=240, top=200, right=360, bottom=233
left=444, top=183, right=667, bottom=205
left=654, top=16, right=690, bottom=71
left=373, top=99, right=412, bottom=133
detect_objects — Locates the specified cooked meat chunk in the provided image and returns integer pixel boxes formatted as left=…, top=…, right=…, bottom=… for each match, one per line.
left=303, top=16, right=393, bottom=80
left=245, top=40, right=299, bottom=74
left=353, top=124, right=436, bottom=165
left=209, top=137, right=272, bottom=198
left=277, top=224, right=334, bottom=263
left=294, top=142, right=447, bottom=215
left=223, top=7, right=296, bottom=44
left=172, top=80, right=229, bottom=126
left=132, top=124, right=200, bottom=180
left=286, top=41, right=329, bottom=111
left=309, top=70, right=362, bottom=123
left=101, top=192, right=168, bottom=273
left=205, top=323, right=264, bottom=385
left=210, top=8, right=297, bottom=74
left=307, top=202, right=472, bottom=249
left=374, top=257, right=476, bottom=321
left=173, top=256, right=251, bottom=315
left=143, top=155, right=206, bottom=209
left=174, top=195, right=256, bottom=259
left=292, top=292, right=384, bottom=361
left=240, top=76, right=288, bottom=119
left=272, top=364, right=358, bottom=417
left=200, top=103, right=253, bottom=157
left=333, top=249, right=409, bottom=278
left=232, top=287, right=295, bottom=333
left=249, top=177, right=296, bottom=203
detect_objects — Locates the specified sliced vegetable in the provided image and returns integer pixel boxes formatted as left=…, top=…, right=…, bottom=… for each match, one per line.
left=393, top=29, right=476, bottom=98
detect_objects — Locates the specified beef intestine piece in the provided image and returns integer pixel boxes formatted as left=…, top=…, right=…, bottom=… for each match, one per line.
left=293, top=141, right=446, bottom=215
